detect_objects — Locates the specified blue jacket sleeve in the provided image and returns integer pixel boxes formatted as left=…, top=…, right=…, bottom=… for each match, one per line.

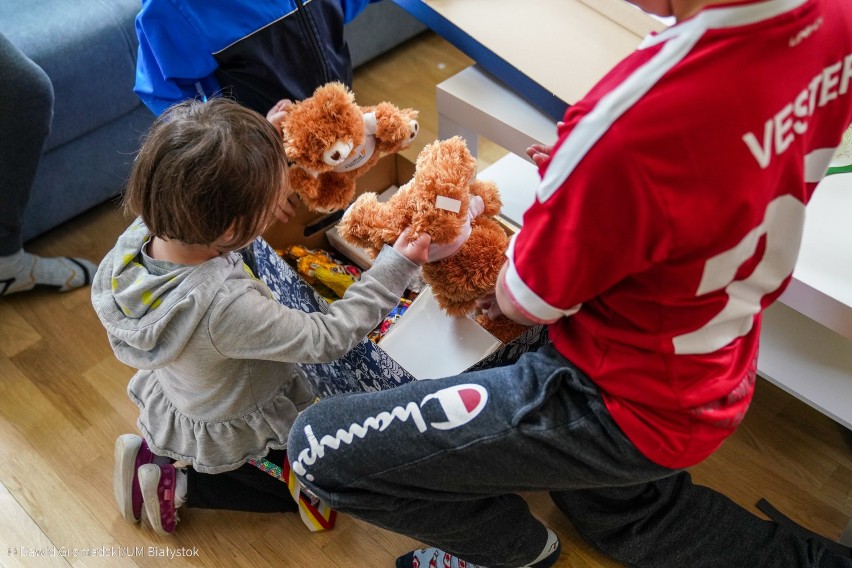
left=134, top=0, right=222, bottom=116
left=340, top=0, right=383, bottom=23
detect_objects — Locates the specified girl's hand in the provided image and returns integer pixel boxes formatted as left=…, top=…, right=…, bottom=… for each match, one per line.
left=393, top=227, right=431, bottom=266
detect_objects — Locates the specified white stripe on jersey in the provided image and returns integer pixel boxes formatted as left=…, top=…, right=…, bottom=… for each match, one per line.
left=537, top=0, right=809, bottom=204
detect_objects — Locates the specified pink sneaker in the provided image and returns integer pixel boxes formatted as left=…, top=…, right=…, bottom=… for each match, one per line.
left=113, top=434, right=156, bottom=522
left=138, top=463, right=178, bottom=535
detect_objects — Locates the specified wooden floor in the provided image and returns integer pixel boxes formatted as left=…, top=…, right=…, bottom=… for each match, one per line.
left=1, top=31, right=850, bottom=568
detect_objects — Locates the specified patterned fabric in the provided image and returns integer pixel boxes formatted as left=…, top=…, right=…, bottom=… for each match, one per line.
left=250, top=238, right=549, bottom=396
left=467, top=324, right=550, bottom=374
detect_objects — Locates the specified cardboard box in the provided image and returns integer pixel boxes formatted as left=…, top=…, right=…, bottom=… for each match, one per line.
left=252, top=154, right=548, bottom=397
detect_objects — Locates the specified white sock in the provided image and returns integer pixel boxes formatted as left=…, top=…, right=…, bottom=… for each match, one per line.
left=174, top=467, right=188, bottom=509
left=0, top=250, right=97, bottom=296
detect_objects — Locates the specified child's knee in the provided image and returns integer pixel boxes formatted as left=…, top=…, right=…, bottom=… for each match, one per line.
left=288, top=401, right=337, bottom=485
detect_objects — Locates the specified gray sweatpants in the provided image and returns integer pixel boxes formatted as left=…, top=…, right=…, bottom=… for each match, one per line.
left=288, top=343, right=850, bottom=567
left=0, top=32, right=53, bottom=255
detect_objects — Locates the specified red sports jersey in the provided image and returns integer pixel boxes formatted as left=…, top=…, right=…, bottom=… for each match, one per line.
left=505, top=0, right=852, bottom=468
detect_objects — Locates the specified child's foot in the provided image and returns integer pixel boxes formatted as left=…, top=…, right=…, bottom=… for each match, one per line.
left=396, top=528, right=561, bottom=568
left=113, top=434, right=158, bottom=522
left=138, top=463, right=179, bottom=535
left=0, top=250, right=96, bottom=296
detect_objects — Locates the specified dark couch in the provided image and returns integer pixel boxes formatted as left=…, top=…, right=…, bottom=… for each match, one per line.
left=0, top=0, right=424, bottom=242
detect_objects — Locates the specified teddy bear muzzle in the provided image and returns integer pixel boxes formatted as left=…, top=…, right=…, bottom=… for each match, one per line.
left=323, top=141, right=355, bottom=167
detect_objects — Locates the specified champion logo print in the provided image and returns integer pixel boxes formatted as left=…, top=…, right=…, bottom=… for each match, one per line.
left=292, top=384, right=488, bottom=480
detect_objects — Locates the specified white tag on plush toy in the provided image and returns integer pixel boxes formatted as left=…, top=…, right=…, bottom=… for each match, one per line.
left=334, top=113, right=378, bottom=173
left=428, top=195, right=485, bottom=262
left=435, top=195, right=462, bottom=213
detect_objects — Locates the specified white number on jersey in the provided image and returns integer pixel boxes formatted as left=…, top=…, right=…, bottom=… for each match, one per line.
left=673, top=195, right=806, bottom=355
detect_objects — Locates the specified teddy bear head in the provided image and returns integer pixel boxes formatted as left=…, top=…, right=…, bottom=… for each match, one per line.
left=282, top=81, right=365, bottom=174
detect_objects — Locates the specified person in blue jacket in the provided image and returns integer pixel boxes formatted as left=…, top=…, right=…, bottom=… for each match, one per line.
left=134, top=0, right=380, bottom=117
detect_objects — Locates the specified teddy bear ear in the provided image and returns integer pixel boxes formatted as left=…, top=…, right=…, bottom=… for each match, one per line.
left=330, top=81, right=356, bottom=100
left=316, top=81, right=355, bottom=107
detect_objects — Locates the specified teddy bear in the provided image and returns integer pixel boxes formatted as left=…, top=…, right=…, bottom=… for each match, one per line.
left=336, top=135, right=527, bottom=343
left=281, top=81, right=419, bottom=213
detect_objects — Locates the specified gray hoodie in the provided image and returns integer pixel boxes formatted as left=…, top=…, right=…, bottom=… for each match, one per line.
left=92, top=219, right=418, bottom=473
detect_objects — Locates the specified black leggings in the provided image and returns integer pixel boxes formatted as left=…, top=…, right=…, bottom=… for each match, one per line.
left=185, top=450, right=298, bottom=513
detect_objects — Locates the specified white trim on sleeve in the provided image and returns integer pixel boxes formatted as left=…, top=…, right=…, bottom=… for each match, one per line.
left=504, top=236, right=581, bottom=324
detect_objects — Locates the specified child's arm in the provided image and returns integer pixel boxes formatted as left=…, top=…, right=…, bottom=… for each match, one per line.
left=210, top=230, right=430, bottom=364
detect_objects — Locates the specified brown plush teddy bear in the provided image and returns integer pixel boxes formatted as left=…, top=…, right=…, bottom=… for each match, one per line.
left=336, top=135, right=526, bottom=343
left=281, top=81, right=419, bottom=213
